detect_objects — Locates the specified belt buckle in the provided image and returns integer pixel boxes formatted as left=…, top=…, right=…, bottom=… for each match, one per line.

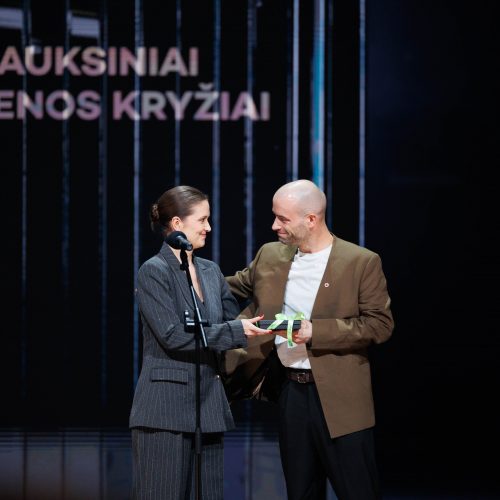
left=296, top=372, right=308, bottom=384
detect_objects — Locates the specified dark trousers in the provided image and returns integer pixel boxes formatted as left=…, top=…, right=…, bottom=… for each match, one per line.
left=279, top=380, right=381, bottom=500
left=132, top=428, right=224, bottom=500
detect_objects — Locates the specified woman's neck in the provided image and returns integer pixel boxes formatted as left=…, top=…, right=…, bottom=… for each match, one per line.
left=170, top=246, right=194, bottom=264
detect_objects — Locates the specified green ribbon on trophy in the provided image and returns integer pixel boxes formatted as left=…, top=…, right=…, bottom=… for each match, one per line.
left=267, top=312, right=305, bottom=348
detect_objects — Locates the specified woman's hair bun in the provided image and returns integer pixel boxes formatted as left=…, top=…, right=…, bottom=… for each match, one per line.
left=150, top=203, right=160, bottom=223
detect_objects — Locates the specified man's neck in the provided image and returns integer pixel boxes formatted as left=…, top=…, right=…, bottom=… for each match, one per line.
left=298, top=229, right=333, bottom=254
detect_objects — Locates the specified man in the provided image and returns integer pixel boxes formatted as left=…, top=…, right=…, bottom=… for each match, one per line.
left=225, top=180, right=394, bottom=500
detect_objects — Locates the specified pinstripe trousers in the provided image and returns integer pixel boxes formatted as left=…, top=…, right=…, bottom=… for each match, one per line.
left=132, top=428, right=224, bottom=500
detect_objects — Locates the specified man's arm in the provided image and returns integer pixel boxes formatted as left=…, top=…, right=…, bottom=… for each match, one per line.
left=292, top=253, right=394, bottom=351
left=218, top=267, right=247, bottom=321
left=223, top=247, right=272, bottom=393
left=226, top=265, right=254, bottom=302
left=225, top=244, right=265, bottom=301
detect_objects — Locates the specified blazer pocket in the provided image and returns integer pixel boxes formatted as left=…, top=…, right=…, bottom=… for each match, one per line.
left=150, top=367, right=189, bottom=384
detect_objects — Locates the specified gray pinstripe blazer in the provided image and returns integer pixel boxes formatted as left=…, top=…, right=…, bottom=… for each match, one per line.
left=129, top=242, right=247, bottom=433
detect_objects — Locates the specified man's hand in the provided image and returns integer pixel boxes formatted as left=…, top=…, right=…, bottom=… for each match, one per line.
left=293, top=319, right=312, bottom=344
left=275, top=319, right=312, bottom=344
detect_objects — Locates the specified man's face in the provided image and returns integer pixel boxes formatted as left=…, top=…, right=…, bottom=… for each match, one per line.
left=271, top=195, right=309, bottom=246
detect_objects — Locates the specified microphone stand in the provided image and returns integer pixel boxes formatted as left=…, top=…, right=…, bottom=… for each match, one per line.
left=179, top=248, right=209, bottom=500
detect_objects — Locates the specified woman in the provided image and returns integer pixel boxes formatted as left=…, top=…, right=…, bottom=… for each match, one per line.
left=129, top=185, right=270, bottom=500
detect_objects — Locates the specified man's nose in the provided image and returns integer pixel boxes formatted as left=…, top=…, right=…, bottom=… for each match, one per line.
left=271, top=218, right=280, bottom=231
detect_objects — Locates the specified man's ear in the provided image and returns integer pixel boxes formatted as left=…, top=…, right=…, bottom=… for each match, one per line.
left=306, top=213, right=317, bottom=228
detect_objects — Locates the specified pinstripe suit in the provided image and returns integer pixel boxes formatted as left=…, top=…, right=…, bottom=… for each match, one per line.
left=130, top=242, right=247, bottom=500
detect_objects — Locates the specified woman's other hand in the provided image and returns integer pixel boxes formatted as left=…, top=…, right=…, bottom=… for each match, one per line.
left=241, top=315, right=272, bottom=337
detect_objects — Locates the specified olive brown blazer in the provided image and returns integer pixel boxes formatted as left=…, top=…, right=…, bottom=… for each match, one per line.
left=225, top=236, right=394, bottom=438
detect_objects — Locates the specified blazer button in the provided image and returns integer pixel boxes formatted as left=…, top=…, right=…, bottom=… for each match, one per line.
left=215, top=374, right=220, bottom=379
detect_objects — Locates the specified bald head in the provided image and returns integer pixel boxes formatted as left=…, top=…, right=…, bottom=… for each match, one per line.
left=274, top=180, right=327, bottom=218
left=271, top=180, right=332, bottom=251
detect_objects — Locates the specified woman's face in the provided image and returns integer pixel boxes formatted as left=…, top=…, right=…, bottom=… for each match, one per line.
left=174, top=200, right=211, bottom=250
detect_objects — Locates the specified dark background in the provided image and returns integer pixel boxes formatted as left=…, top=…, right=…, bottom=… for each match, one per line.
left=1, top=0, right=499, bottom=496
left=366, top=1, right=499, bottom=495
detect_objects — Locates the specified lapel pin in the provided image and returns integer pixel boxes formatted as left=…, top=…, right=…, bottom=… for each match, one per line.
left=324, top=282, right=330, bottom=288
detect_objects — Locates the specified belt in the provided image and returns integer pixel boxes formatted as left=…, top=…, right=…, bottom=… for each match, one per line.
left=285, top=368, right=315, bottom=384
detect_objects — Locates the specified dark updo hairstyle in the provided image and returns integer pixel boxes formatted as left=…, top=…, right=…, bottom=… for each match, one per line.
left=150, top=185, right=209, bottom=236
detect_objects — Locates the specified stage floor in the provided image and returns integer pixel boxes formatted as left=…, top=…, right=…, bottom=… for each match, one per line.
left=0, top=428, right=497, bottom=500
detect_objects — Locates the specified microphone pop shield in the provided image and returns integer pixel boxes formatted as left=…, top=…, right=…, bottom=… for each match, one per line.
left=165, top=231, right=193, bottom=251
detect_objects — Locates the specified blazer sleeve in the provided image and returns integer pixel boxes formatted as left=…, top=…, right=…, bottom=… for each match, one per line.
left=137, top=260, right=247, bottom=352
left=310, top=253, right=394, bottom=351
left=219, top=267, right=245, bottom=321
left=225, top=245, right=263, bottom=300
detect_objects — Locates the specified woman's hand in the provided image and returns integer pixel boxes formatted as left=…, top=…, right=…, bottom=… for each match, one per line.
left=241, top=315, right=272, bottom=337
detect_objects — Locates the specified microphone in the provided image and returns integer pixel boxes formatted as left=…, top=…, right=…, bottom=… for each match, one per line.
left=166, top=231, right=193, bottom=251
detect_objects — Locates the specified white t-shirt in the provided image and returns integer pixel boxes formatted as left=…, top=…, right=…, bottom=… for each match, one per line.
left=275, top=244, right=332, bottom=369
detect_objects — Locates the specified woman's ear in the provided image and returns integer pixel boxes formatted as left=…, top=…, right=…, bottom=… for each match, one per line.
left=171, top=216, right=182, bottom=231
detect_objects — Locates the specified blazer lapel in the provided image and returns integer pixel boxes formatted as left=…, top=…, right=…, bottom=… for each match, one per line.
left=158, top=242, right=194, bottom=308
left=310, top=234, right=337, bottom=319
left=193, top=257, right=210, bottom=317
